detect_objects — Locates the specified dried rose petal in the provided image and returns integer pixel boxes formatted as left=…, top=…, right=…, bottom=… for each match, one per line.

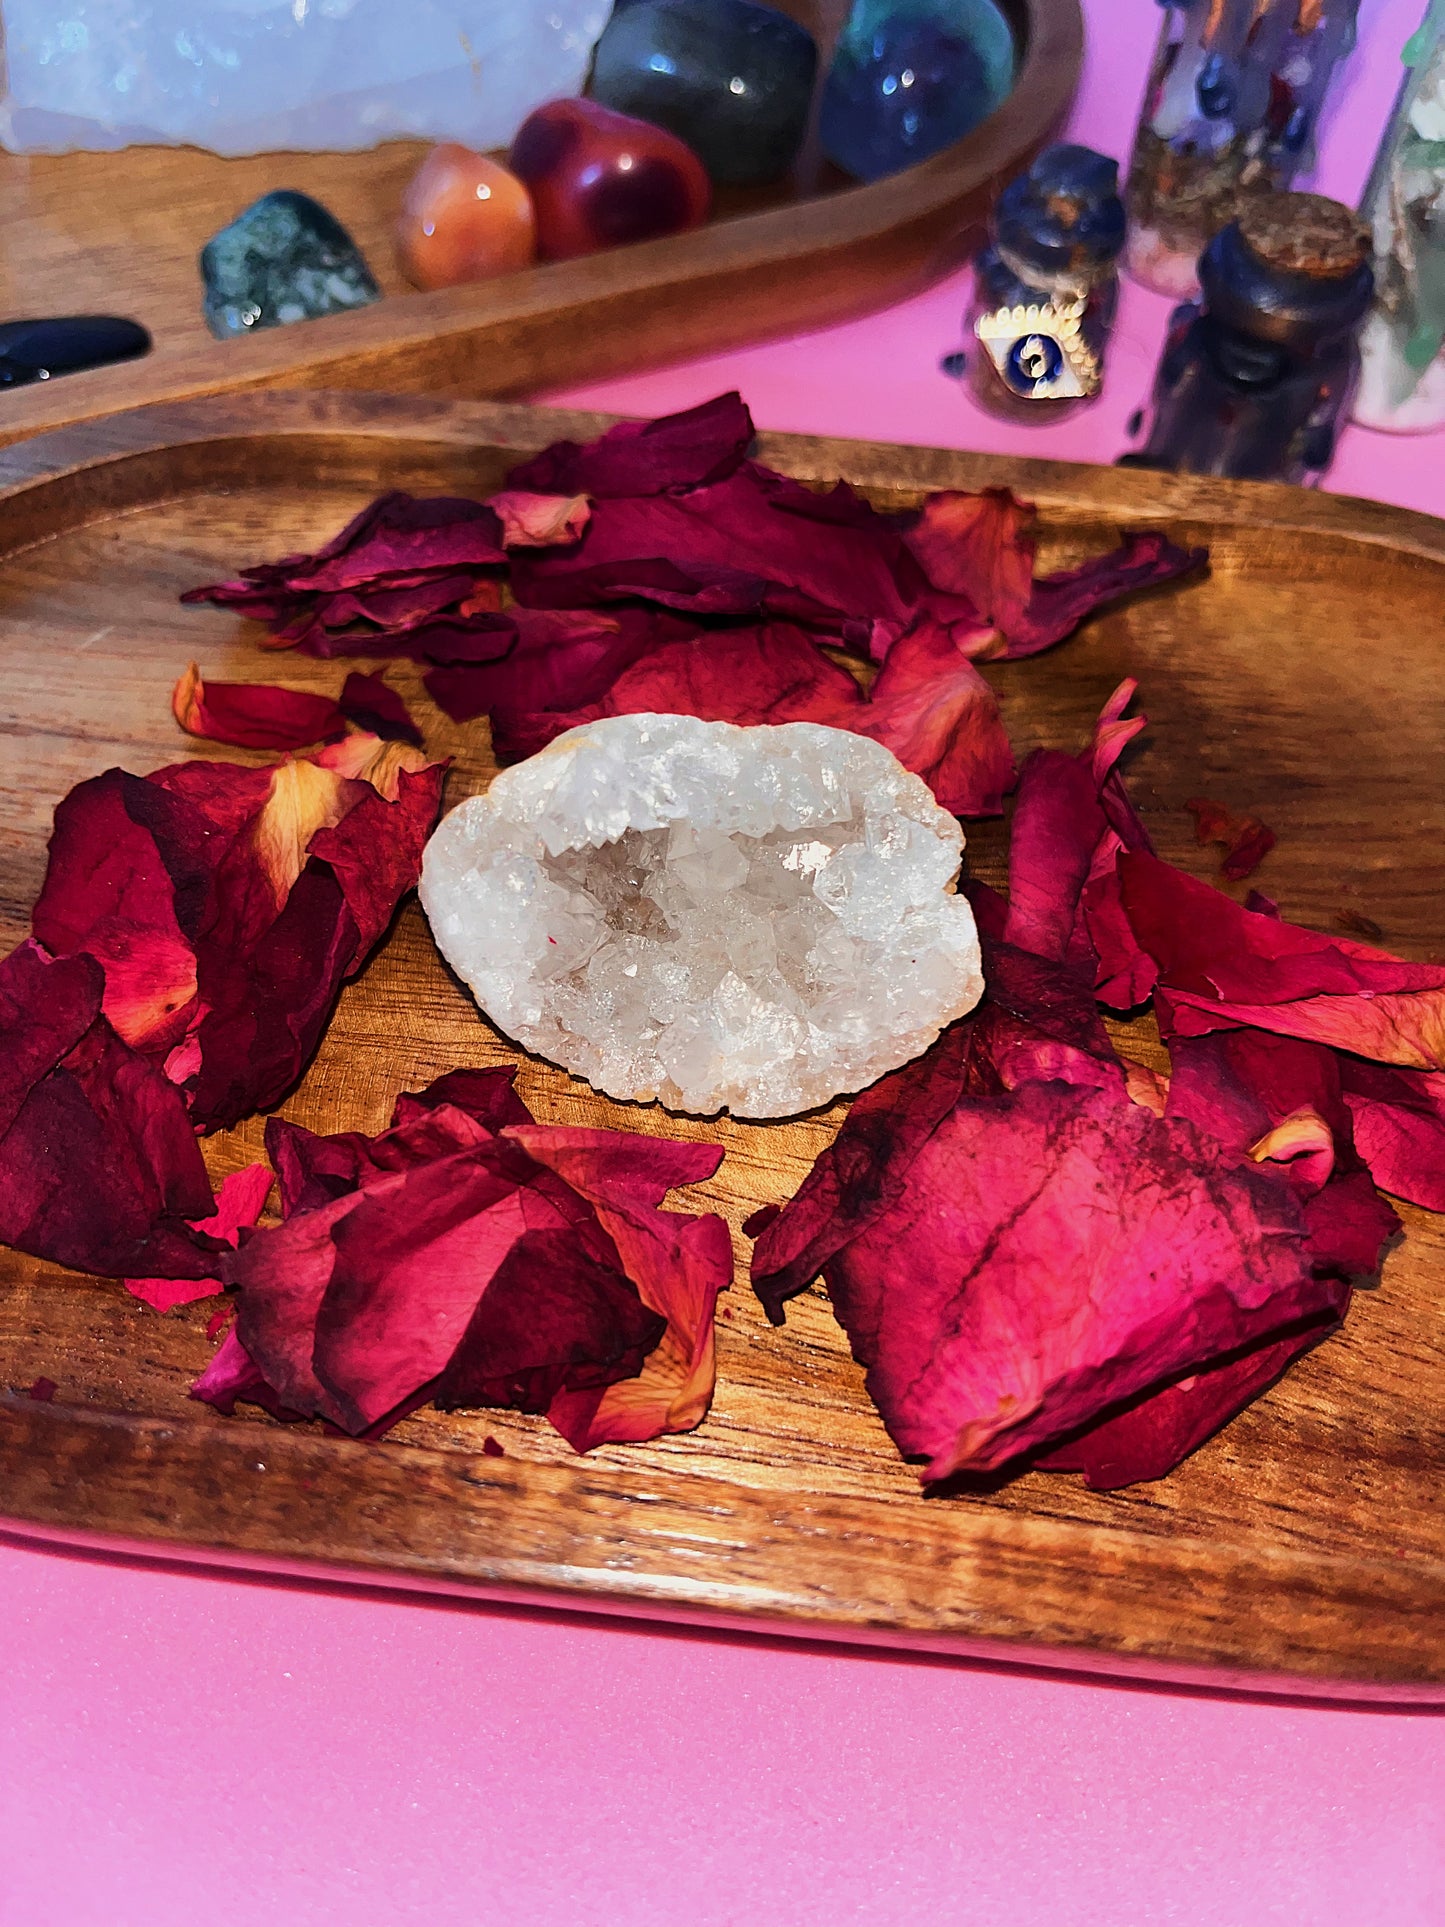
left=0, top=942, right=220, bottom=1280
left=1334, top=1058, right=1445, bottom=1212
left=182, top=494, right=508, bottom=656
left=1120, top=852, right=1445, bottom=1069
left=488, top=615, right=1014, bottom=814
left=338, top=672, right=423, bottom=746
left=172, top=663, right=344, bottom=750
left=505, top=391, right=754, bottom=497
left=198, top=1073, right=729, bottom=1449
left=1165, top=1032, right=1400, bottom=1279
left=755, top=1072, right=1321, bottom=1481
left=509, top=466, right=918, bottom=645
left=1034, top=1320, right=1342, bottom=1490
left=125, top=1162, right=273, bottom=1313
left=32, top=740, right=445, bottom=1135
left=1004, top=681, right=1157, bottom=1004
left=906, top=489, right=1205, bottom=661
left=509, top=1128, right=731, bottom=1449
left=486, top=490, right=591, bottom=547
left=1185, top=796, right=1277, bottom=882
left=427, top=606, right=690, bottom=733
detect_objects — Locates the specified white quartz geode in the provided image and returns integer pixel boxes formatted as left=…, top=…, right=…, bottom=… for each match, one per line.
left=420, top=714, right=983, bottom=1119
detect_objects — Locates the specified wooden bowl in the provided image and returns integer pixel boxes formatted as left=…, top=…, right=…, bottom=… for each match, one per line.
left=0, top=0, right=1082, bottom=448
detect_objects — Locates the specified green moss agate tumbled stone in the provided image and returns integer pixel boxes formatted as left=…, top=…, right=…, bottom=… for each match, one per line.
left=200, top=190, right=380, bottom=341
left=589, top=0, right=818, bottom=188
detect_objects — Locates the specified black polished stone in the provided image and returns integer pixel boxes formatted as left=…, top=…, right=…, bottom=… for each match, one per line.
left=0, top=314, right=150, bottom=387
left=590, top=0, right=818, bottom=188
left=200, top=190, right=380, bottom=342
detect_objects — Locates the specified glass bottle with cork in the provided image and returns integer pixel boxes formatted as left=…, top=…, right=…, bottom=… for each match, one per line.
left=963, top=143, right=1126, bottom=422
left=1121, top=189, right=1373, bottom=484
left=1126, top=0, right=1360, bottom=300
left=1353, top=2, right=1445, bottom=432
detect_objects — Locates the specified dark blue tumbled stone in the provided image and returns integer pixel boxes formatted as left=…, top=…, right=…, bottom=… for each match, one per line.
left=821, top=0, right=1015, bottom=183
left=200, top=190, right=380, bottom=342
left=0, top=314, right=150, bottom=387
left=590, top=0, right=818, bottom=188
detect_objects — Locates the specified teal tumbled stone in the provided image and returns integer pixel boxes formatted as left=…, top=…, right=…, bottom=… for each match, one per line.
left=200, top=190, right=380, bottom=341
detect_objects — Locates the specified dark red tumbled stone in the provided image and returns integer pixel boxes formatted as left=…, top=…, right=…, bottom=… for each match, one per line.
left=508, top=97, right=710, bottom=262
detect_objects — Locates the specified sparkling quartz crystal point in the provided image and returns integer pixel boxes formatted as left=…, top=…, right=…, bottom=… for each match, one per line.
left=420, top=714, right=984, bottom=1119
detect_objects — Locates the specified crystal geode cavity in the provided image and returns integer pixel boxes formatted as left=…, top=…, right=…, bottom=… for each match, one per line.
left=420, top=714, right=983, bottom=1118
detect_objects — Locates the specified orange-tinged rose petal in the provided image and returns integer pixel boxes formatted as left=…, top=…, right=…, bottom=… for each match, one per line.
left=251, top=757, right=357, bottom=903
left=486, top=489, right=591, bottom=548
left=315, top=731, right=435, bottom=802
left=1249, top=1106, right=1336, bottom=1190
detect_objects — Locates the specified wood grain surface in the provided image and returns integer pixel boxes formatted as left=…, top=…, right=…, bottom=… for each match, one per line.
left=0, top=0, right=1080, bottom=447
left=0, top=391, right=1441, bottom=1700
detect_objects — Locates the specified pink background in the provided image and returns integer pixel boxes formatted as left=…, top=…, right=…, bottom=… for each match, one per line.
left=3, top=4, right=1443, bottom=1921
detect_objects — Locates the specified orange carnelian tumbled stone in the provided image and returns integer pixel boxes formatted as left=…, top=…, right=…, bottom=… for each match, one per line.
left=396, top=145, right=536, bottom=290
left=508, top=97, right=710, bottom=262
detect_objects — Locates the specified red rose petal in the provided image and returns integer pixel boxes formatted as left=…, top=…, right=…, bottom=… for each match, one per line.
left=1003, top=681, right=1157, bottom=1004
left=759, top=1075, right=1322, bottom=1482
left=433, top=1226, right=667, bottom=1414
left=508, top=1126, right=730, bottom=1450
left=125, top=1161, right=273, bottom=1313
left=907, top=489, right=1205, bottom=660
left=338, top=673, right=423, bottom=746
left=486, top=490, right=591, bottom=547
left=1034, top=1320, right=1341, bottom=1490
left=0, top=942, right=220, bottom=1280
left=505, top=391, right=754, bottom=497
left=203, top=1077, right=728, bottom=1450
left=1185, top=796, right=1277, bottom=882
left=509, top=463, right=917, bottom=644
left=1120, top=852, right=1445, bottom=1069
left=489, top=614, right=1014, bottom=814
left=1337, top=1058, right=1445, bottom=1210
left=171, top=664, right=345, bottom=750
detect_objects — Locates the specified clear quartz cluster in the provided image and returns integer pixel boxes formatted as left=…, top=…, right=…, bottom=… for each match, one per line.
left=0, top=0, right=610, bottom=156
left=420, top=714, right=984, bottom=1118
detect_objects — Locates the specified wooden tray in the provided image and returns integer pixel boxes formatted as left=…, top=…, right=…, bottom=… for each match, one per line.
left=0, top=0, right=1080, bottom=453
left=0, top=391, right=1442, bottom=1704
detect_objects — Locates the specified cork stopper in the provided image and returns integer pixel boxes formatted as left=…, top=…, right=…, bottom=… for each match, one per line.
left=1236, top=192, right=1371, bottom=281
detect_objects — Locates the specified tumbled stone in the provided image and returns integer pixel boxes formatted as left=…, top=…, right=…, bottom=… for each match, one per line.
left=420, top=713, right=983, bottom=1119
left=589, top=0, right=819, bottom=188
left=508, top=97, right=711, bottom=260
left=821, top=0, right=1015, bottom=183
left=201, top=190, right=380, bottom=340
left=0, top=315, right=150, bottom=387
left=396, top=145, right=537, bottom=289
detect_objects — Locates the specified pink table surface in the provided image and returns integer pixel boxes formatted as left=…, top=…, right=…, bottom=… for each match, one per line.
left=4, top=5, right=1444, bottom=1923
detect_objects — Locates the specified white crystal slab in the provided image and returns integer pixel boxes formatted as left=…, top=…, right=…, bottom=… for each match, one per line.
left=420, top=714, right=984, bottom=1119
left=0, top=0, right=611, bottom=155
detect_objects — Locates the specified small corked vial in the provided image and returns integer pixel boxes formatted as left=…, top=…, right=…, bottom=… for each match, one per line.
left=1124, top=0, right=1361, bottom=299
left=1121, top=189, right=1373, bottom=485
left=1353, top=4, right=1445, bottom=433
left=962, top=143, right=1127, bottom=422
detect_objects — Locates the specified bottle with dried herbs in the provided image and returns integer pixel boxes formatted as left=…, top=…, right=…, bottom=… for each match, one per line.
left=964, top=143, right=1126, bottom=422
left=1126, top=0, right=1360, bottom=300
left=1353, top=4, right=1445, bottom=432
left=1121, top=190, right=1373, bottom=485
